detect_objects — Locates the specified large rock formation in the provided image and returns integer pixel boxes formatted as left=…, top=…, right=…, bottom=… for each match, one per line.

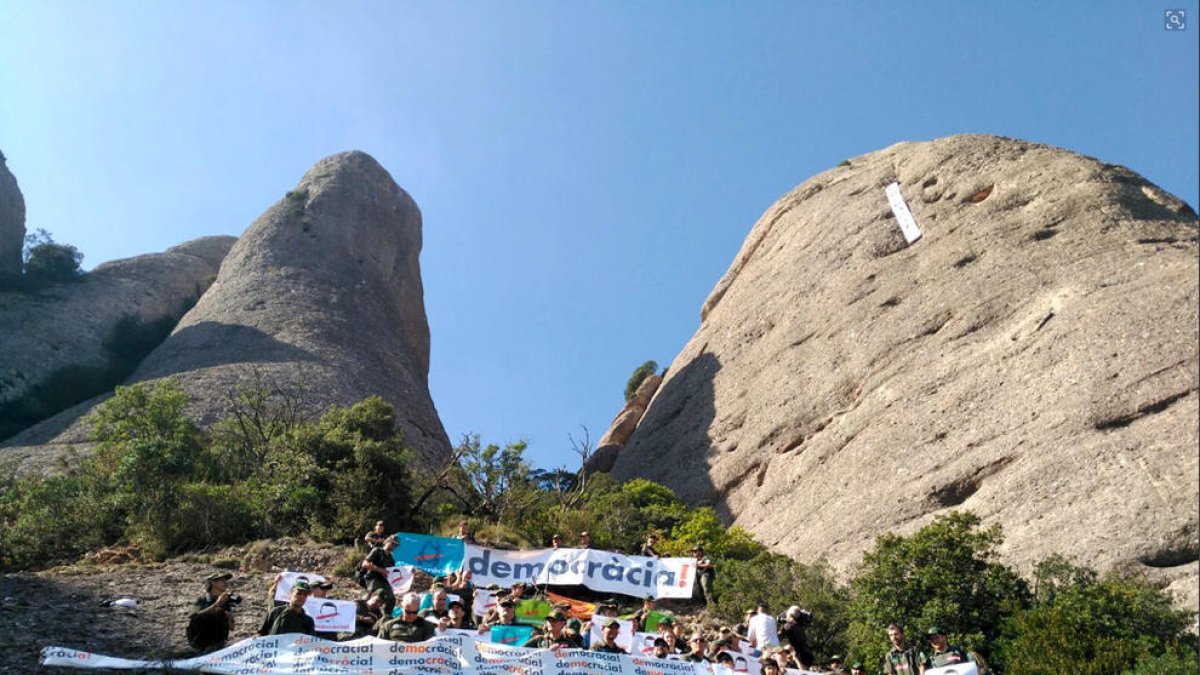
left=2, top=151, right=451, bottom=469
left=0, top=149, right=25, bottom=278
left=0, top=235, right=234, bottom=437
left=609, top=135, right=1199, bottom=608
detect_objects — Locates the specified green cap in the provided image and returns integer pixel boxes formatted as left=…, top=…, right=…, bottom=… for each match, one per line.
left=927, top=626, right=943, bottom=635
left=852, top=663, right=864, bottom=670
left=546, top=610, right=567, bottom=622
left=657, top=616, right=675, bottom=625
left=830, top=654, right=843, bottom=662
left=293, top=580, right=311, bottom=592
left=603, top=618, right=621, bottom=629
left=205, top=572, right=232, bottom=582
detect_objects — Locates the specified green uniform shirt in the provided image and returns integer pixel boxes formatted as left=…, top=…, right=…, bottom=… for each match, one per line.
left=378, top=616, right=436, bottom=643
left=523, top=633, right=582, bottom=649
left=258, top=605, right=314, bottom=636
left=593, top=642, right=627, bottom=654
left=884, top=643, right=921, bottom=675
left=924, top=645, right=974, bottom=668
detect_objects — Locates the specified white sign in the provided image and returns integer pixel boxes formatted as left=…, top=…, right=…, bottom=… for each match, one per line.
left=589, top=617, right=635, bottom=652
left=304, top=598, right=355, bottom=633
left=926, top=663, right=979, bottom=675
left=473, top=588, right=497, bottom=619
left=465, top=545, right=696, bottom=599
left=273, top=571, right=327, bottom=603
left=885, top=182, right=923, bottom=244
left=386, top=565, right=414, bottom=594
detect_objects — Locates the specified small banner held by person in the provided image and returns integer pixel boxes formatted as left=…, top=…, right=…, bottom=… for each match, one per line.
left=473, top=587, right=497, bottom=619
left=386, top=565, right=415, bottom=595
left=305, top=598, right=356, bottom=633
left=273, top=571, right=328, bottom=603
left=589, top=617, right=635, bottom=652
left=489, top=624, right=535, bottom=646
left=925, top=663, right=979, bottom=675
left=515, top=598, right=552, bottom=626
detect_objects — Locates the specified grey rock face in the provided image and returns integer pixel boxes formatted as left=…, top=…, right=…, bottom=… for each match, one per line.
left=128, top=151, right=449, bottom=464
left=0, top=150, right=25, bottom=278
left=0, top=235, right=235, bottom=421
left=609, top=135, right=1199, bottom=608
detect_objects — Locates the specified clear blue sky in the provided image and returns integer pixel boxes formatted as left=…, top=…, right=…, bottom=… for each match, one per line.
left=2, top=2, right=1196, bottom=470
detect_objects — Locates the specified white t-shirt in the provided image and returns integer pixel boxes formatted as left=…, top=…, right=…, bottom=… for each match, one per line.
left=747, top=612, right=780, bottom=648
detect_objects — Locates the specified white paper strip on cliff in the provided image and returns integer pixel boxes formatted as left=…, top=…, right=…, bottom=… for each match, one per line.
left=885, top=182, right=923, bottom=244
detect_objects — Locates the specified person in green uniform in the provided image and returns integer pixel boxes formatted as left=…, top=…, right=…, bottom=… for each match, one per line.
left=348, top=589, right=386, bottom=639
left=883, top=623, right=922, bottom=675
left=522, top=610, right=581, bottom=649
left=592, top=619, right=627, bottom=654
left=920, top=626, right=977, bottom=673
left=361, top=536, right=398, bottom=615
left=378, top=592, right=436, bottom=643
left=187, top=572, right=237, bottom=652
left=258, top=580, right=315, bottom=636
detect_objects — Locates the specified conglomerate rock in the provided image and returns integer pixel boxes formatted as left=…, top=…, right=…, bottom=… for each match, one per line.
left=608, top=135, right=1199, bottom=610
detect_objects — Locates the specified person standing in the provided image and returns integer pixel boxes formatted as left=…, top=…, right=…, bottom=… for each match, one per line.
left=640, top=534, right=661, bottom=558
left=361, top=536, right=398, bottom=615
left=692, top=546, right=715, bottom=605
left=187, top=572, right=236, bottom=652
left=883, top=623, right=922, bottom=675
left=258, top=581, right=315, bottom=636
left=780, top=605, right=814, bottom=668
left=747, top=601, right=780, bottom=653
left=920, top=626, right=978, bottom=673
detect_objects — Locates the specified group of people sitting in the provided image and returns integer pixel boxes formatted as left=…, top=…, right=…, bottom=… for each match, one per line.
left=186, top=522, right=978, bottom=674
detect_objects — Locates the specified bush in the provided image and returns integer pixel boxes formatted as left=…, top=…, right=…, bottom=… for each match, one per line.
left=22, top=229, right=83, bottom=283
left=624, top=360, right=658, bottom=403
left=846, top=512, right=1029, bottom=670
left=994, top=561, right=1197, bottom=675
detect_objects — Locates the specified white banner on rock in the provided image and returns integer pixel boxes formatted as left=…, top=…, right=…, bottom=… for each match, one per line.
left=273, top=571, right=328, bottom=603
left=465, top=545, right=696, bottom=599
left=885, top=182, right=923, bottom=244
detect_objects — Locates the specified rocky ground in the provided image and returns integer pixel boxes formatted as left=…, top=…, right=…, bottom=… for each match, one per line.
left=0, top=539, right=358, bottom=674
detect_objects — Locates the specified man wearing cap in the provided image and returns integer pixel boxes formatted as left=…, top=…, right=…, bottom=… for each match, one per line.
left=579, top=531, right=592, bottom=549
left=656, top=616, right=685, bottom=654
left=349, top=589, right=387, bottom=639
left=920, top=626, right=976, bottom=673
left=551, top=534, right=563, bottom=550
left=632, top=595, right=657, bottom=632
left=480, top=586, right=510, bottom=626
left=682, top=632, right=711, bottom=663
left=361, top=536, right=398, bottom=615
left=828, top=654, right=849, bottom=674
left=883, top=623, right=922, bottom=675
left=187, top=572, right=236, bottom=652
left=692, top=546, right=715, bottom=605
left=258, top=580, right=315, bottom=636
left=593, top=619, right=627, bottom=654
left=481, top=596, right=522, bottom=633
left=850, top=662, right=867, bottom=675
left=651, top=637, right=672, bottom=660
left=523, top=609, right=581, bottom=649
left=379, top=592, right=436, bottom=643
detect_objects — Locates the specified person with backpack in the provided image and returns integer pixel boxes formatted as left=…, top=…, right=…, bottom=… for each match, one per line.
left=360, top=536, right=398, bottom=615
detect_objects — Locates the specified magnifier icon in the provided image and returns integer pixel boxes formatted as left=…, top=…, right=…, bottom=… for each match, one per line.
left=1165, top=10, right=1185, bottom=30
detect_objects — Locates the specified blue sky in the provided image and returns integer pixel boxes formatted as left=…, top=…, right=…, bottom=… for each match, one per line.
left=2, top=2, right=1196, bottom=470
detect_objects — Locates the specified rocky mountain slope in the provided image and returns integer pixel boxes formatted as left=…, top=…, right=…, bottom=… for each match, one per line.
left=2, top=151, right=451, bottom=469
left=607, top=135, right=1199, bottom=609
left=0, top=150, right=23, bottom=278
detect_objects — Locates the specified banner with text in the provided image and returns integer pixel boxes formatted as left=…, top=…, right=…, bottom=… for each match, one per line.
left=41, top=634, right=816, bottom=674
left=465, top=545, right=695, bottom=599
left=306, top=598, right=356, bottom=633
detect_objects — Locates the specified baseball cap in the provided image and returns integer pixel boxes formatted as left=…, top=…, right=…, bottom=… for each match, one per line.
left=603, top=619, right=620, bottom=629
left=205, top=572, right=233, bottom=582
left=314, top=581, right=334, bottom=590
left=926, top=626, right=943, bottom=636
left=498, top=599, right=515, bottom=608
left=293, top=580, right=312, bottom=592
left=657, top=616, right=675, bottom=626
left=546, top=610, right=567, bottom=622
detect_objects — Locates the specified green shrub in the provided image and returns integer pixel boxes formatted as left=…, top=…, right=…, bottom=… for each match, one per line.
left=624, top=360, right=658, bottom=403
left=22, top=229, right=83, bottom=283
left=846, top=512, right=1029, bottom=670
left=173, top=483, right=255, bottom=550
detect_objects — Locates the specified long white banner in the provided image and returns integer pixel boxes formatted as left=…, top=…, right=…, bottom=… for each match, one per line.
left=40, top=633, right=817, bottom=674
left=465, top=545, right=696, bottom=599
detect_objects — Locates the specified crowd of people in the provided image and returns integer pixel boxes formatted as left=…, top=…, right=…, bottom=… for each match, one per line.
left=185, top=524, right=984, bottom=674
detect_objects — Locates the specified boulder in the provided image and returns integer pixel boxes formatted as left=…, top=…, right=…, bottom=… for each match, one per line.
left=2, top=151, right=451, bottom=469
left=609, top=135, right=1199, bottom=608
left=0, top=149, right=25, bottom=279
left=0, top=236, right=235, bottom=440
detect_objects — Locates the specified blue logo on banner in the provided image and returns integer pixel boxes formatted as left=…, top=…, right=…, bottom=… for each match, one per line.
left=393, top=533, right=464, bottom=576
left=489, top=624, right=534, bottom=646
